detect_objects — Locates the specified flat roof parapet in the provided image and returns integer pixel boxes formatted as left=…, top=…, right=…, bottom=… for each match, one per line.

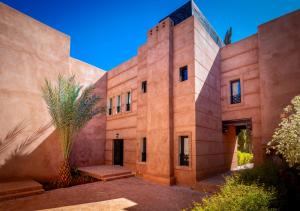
left=159, top=0, right=224, bottom=47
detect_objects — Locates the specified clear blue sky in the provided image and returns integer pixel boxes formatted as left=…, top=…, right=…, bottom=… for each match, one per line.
left=2, top=0, right=300, bottom=70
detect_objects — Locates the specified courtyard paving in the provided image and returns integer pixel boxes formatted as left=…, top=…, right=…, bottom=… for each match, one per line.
left=0, top=177, right=205, bottom=211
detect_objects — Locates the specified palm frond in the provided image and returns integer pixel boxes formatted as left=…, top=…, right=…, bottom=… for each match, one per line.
left=0, top=121, right=26, bottom=154
left=41, top=75, right=103, bottom=159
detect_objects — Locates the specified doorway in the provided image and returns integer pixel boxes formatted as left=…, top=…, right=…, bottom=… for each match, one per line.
left=222, top=118, right=253, bottom=170
left=113, top=139, right=124, bottom=166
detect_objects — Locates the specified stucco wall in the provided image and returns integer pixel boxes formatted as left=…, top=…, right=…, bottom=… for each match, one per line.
left=258, top=10, right=300, bottom=145
left=221, top=35, right=262, bottom=164
left=0, top=3, right=105, bottom=181
left=105, top=57, right=138, bottom=170
left=172, top=17, right=196, bottom=186
left=194, top=16, right=223, bottom=180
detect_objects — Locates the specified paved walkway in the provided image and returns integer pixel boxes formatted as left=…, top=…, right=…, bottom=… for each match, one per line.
left=0, top=177, right=205, bottom=211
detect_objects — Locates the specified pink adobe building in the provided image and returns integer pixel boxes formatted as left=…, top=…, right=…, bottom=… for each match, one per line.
left=0, top=1, right=300, bottom=187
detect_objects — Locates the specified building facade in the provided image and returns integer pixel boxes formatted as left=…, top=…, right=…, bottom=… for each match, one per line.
left=0, top=1, right=299, bottom=187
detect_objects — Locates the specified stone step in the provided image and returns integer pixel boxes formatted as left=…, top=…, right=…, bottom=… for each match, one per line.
left=0, top=188, right=44, bottom=201
left=102, top=173, right=135, bottom=181
left=0, top=180, right=44, bottom=201
left=101, top=171, right=133, bottom=179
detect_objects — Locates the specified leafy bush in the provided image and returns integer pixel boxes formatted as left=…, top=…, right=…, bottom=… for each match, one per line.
left=237, top=151, right=253, bottom=166
left=267, top=95, right=300, bottom=168
left=232, top=161, right=280, bottom=188
left=191, top=177, right=275, bottom=211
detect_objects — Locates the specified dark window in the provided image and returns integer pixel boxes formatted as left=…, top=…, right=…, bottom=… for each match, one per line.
left=108, top=98, right=112, bottom=115
left=141, top=137, right=147, bottom=162
left=116, top=95, right=121, bottom=113
left=126, top=91, right=131, bottom=111
left=179, top=66, right=188, bottom=81
left=230, top=79, right=241, bottom=104
left=141, top=81, right=147, bottom=93
left=179, top=136, right=189, bottom=166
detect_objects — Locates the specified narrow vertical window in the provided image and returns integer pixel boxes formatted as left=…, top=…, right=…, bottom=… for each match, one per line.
left=141, top=137, right=147, bottom=162
left=230, top=79, right=241, bottom=104
left=126, top=91, right=131, bottom=111
left=108, top=98, right=112, bottom=115
left=179, top=136, right=189, bottom=166
left=141, top=81, right=147, bottom=93
left=179, top=66, right=188, bottom=81
left=116, top=95, right=121, bottom=113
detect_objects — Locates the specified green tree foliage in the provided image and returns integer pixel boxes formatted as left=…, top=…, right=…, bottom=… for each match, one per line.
left=267, top=95, right=300, bottom=168
left=237, top=129, right=251, bottom=153
left=42, top=75, right=102, bottom=186
left=224, top=27, right=232, bottom=45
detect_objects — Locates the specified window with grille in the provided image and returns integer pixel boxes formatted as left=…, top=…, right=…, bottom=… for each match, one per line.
left=230, top=79, right=241, bottom=104
left=179, top=136, right=189, bottom=166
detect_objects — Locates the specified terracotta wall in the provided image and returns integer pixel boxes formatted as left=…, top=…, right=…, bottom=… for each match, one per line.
left=220, top=35, right=262, bottom=164
left=0, top=3, right=105, bottom=181
left=69, top=58, right=107, bottom=167
left=194, top=17, right=223, bottom=180
left=258, top=10, right=300, bottom=145
left=105, top=57, right=138, bottom=170
left=172, top=17, right=196, bottom=186
left=139, top=18, right=175, bottom=185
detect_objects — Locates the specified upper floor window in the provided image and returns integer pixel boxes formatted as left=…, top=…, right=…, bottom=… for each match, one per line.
left=116, top=95, right=121, bottom=113
left=179, top=136, right=189, bottom=166
left=141, top=81, right=147, bottom=93
left=126, top=91, right=131, bottom=111
left=179, top=66, right=188, bottom=81
left=140, top=137, right=147, bottom=162
left=108, top=98, right=112, bottom=115
left=230, top=79, right=241, bottom=104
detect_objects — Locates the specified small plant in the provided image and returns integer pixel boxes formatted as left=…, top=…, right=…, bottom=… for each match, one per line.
left=237, top=151, right=253, bottom=166
left=191, top=177, right=275, bottom=211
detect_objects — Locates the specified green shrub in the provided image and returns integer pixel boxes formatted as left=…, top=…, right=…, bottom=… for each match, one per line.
left=267, top=95, right=300, bottom=168
left=191, top=177, right=275, bottom=211
left=237, top=151, right=253, bottom=166
left=232, top=161, right=280, bottom=188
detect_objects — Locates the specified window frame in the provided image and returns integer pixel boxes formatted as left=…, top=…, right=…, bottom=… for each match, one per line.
left=141, top=81, right=147, bottom=93
left=125, top=91, right=131, bottom=112
left=108, top=97, right=113, bottom=115
left=116, top=95, right=121, bottom=114
left=178, top=136, right=190, bottom=166
left=230, top=79, right=241, bottom=104
left=175, top=132, right=192, bottom=170
left=140, top=137, right=147, bottom=163
left=179, top=66, right=188, bottom=82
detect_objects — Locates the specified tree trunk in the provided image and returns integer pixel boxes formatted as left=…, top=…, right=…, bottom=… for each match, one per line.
left=58, top=158, right=72, bottom=187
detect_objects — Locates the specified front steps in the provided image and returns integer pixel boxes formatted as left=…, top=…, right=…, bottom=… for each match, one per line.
left=79, top=165, right=135, bottom=181
left=0, top=180, right=44, bottom=201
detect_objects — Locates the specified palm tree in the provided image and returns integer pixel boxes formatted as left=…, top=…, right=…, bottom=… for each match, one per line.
left=41, top=75, right=101, bottom=187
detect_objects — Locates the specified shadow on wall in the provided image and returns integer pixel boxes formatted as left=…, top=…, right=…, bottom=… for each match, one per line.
left=70, top=73, right=107, bottom=168
left=0, top=127, right=62, bottom=182
left=195, top=51, right=230, bottom=179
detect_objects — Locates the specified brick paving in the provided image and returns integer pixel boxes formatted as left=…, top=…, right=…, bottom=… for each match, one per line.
left=0, top=177, right=205, bottom=211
